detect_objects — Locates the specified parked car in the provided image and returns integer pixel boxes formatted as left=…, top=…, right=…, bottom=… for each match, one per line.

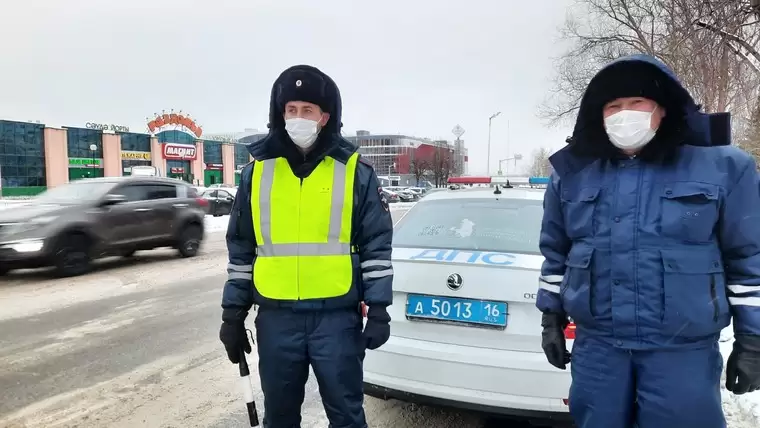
left=385, top=186, right=417, bottom=202
left=381, top=189, right=401, bottom=204
left=362, top=185, right=573, bottom=425
left=0, top=176, right=208, bottom=277
left=201, top=188, right=237, bottom=217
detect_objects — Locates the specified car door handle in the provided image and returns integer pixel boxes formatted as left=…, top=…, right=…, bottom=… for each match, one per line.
left=172, top=203, right=188, bottom=208
left=133, top=208, right=153, bottom=212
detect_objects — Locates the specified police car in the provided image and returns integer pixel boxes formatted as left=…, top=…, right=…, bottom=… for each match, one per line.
left=363, top=176, right=574, bottom=424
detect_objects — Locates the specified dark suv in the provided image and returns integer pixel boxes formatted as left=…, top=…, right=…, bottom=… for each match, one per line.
left=0, top=176, right=208, bottom=277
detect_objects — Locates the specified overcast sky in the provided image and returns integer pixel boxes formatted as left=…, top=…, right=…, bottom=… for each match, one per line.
left=0, top=0, right=575, bottom=175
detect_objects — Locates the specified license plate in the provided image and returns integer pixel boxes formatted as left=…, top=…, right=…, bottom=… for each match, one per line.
left=406, top=294, right=508, bottom=328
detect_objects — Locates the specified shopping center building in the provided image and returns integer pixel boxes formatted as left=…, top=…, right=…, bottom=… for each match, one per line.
left=0, top=114, right=254, bottom=196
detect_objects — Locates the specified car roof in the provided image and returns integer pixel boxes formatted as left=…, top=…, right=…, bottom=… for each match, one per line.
left=421, top=186, right=546, bottom=202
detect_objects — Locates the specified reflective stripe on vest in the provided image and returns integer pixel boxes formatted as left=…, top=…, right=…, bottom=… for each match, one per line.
left=250, top=154, right=359, bottom=300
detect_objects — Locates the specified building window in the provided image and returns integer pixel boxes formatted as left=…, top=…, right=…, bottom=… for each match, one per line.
left=120, top=132, right=151, bottom=152
left=234, top=144, right=250, bottom=166
left=203, top=140, right=222, bottom=164
left=0, top=120, right=46, bottom=196
left=156, top=130, right=196, bottom=145
left=66, top=127, right=103, bottom=159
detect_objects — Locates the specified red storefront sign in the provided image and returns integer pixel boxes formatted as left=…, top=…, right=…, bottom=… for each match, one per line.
left=163, top=143, right=197, bottom=160
left=170, top=167, right=185, bottom=174
left=206, top=163, right=224, bottom=170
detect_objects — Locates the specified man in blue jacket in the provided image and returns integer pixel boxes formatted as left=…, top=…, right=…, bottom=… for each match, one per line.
left=536, top=54, right=760, bottom=428
left=219, top=65, right=394, bottom=428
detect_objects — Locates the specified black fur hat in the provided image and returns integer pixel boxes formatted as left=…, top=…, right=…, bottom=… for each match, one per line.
left=584, top=61, right=672, bottom=111
left=274, top=65, right=333, bottom=114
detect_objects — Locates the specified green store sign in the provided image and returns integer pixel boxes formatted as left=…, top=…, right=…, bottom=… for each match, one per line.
left=69, top=157, right=103, bottom=168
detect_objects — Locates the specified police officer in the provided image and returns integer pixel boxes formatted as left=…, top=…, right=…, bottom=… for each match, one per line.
left=536, top=54, right=760, bottom=428
left=219, top=65, right=394, bottom=428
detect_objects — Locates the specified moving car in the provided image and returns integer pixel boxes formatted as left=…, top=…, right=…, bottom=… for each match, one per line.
left=0, top=176, right=208, bottom=277
left=201, top=188, right=237, bottom=217
left=362, top=176, right=573, bottom=425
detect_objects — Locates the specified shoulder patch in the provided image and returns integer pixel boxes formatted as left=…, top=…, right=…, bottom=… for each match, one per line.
left=378, top=187, right=390, bottom=212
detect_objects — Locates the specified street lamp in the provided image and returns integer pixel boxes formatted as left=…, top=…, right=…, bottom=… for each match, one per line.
left=89, top=144, right=97, bottom=175
left=497, top=154, right=523, bottom=175
left=487, top=112, right=502, bottom=176
left=387, top=162, right=396, bottom=185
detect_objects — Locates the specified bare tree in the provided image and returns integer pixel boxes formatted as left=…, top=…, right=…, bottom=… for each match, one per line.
left=527, top=147, right=554, bottom=177
left=431, top=149, right=455, bottom=187
left=409, top=156, right=432, bottom=186
left=539, top=0, right=760, bottom=127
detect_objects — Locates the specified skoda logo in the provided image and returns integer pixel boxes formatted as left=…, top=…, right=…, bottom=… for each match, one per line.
left=447, top=273, right=463, bottom=290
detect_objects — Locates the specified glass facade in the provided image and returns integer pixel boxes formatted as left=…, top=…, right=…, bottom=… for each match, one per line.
left=66, top=127, right=103, bottom=182
left=0, top=120, right=46, bottom=196
left=120, top=132, right=151, bottom=175
left=120, top=132, right=151, bottom=152
left=167, top=160, right=192, bottom=183
left=66, top=127, right=103, bottom=159
left=203, top=140, right=222, bottom=164
left=158, top=130, right=196, bottom=183
left=157, top=129, right=196, bottom=145
left=234, top=143, right=250, bottom=167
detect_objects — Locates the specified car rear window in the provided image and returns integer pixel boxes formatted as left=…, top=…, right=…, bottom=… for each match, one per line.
left=393, top=197, right=544, bottom=254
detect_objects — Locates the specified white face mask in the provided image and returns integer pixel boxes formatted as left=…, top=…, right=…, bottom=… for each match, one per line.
left=604, top=108, right=657, bottom=151
left=285, top=117, right=320, bottom=149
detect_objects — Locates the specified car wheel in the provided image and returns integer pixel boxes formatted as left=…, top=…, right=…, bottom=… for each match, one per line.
left=177, top=225, right=202, bottom=258
left=53, top=233, right=92, bottom=277
left=0, top=266, right=9, bottom=276
left=122, top=250, right=136, bottom=258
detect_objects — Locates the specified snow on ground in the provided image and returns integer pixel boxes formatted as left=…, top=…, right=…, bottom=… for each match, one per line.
left=720, top=325, right=760, bottom=426
left=0, top=199, right=32, bottom=210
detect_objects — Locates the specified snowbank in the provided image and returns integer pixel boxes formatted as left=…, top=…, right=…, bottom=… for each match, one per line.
left=0, top=199, right=32, bottom=210
left=720, top=328, right=760, bottom=425
left=205, top=215, right=232, bottom=233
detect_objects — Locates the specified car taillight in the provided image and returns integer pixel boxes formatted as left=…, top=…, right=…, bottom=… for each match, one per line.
left=360, top=302, right=368, bottom=318
left=562, top=398, right=569, bottom=406
left=564, top=322, right=576, bottom=339
left=196, top=197, right=209, bottom=207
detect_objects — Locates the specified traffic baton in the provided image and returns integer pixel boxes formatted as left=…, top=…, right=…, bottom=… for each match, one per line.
left=238, top=329, right=259, bottom=426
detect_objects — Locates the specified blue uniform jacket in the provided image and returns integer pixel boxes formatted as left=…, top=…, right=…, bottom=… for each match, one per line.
left=221, top=68, right=393, bottom=313
left=536, top=55, right=760, bottom=349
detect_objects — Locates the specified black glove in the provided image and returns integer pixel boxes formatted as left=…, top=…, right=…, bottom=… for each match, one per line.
left=726, top=334, right=760, bottom=395
left=363, top=305, right=391, bottom=350
left=541, top=312, right=571, bottom=370
left=219, top=308, right=252, bottom=364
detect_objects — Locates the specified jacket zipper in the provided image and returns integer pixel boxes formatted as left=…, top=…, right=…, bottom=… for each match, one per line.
left=710, top=275, right=719, bottom=322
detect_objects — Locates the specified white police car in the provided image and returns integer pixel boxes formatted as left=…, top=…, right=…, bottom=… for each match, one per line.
left=363, top=176, right=574, bottom=424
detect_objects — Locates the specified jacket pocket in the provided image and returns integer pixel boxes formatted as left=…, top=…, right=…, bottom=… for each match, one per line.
left=561, top=187, right=600, bottom=240
left=660, top=182, right=719, bottom=243
left=561, top=245, right=596, bottom=326
left=661, top=249, right=729, bottom=338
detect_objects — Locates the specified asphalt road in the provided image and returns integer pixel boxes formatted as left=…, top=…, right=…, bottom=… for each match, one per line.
left=0, top=211, right=561, bottom=428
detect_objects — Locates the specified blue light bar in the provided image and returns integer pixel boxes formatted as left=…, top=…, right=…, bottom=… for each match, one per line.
left=528, top=177, right=550, bottom=185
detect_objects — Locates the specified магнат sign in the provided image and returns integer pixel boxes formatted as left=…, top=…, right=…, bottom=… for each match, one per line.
left=163, top=143, right=197, bottom=160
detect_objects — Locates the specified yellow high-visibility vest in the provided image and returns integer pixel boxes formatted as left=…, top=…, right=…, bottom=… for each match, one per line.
left=250, top=153, right=359, bottom=300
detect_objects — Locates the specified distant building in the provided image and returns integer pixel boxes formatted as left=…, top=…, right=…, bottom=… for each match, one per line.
left=344, top=130, right=467, bottom=176
left=236, top=129, right=468, bottom=186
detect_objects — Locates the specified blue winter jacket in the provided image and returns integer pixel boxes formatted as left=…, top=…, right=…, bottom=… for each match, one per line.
left=221, top=66, right=394, bottom=313
left=536, top=55, right=760, bottom=350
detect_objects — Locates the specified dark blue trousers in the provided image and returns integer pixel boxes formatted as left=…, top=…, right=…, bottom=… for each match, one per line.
left=255, top=307, right=366, bottom=428
left=569, top=335, right=726, bottom=428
